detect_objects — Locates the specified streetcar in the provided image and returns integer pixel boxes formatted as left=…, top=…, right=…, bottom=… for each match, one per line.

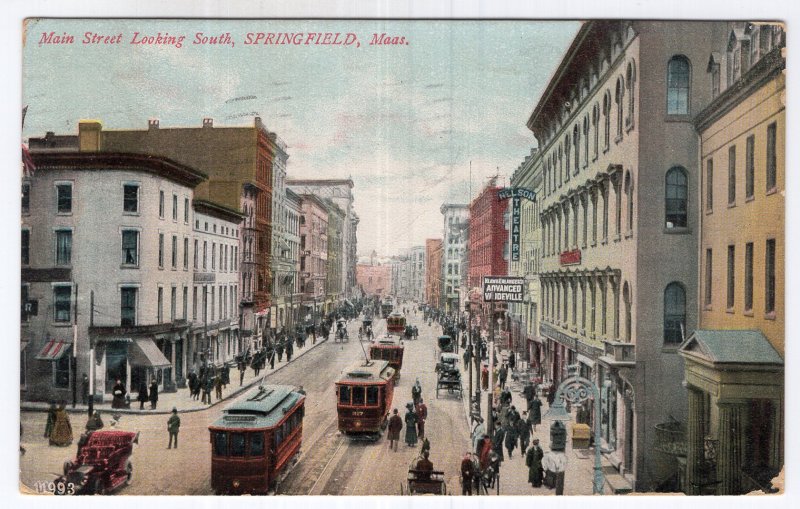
left=369, top=335, right=405, bottom=382
left=381, top=298, right=394, bottom=318
left=386, top=311, right=407, bottom=334
left=209, top=384, right=306, bottom=495
left=336, top=360, right=396, bottom=438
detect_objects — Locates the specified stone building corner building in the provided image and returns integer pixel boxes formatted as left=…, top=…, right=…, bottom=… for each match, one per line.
left=527, top=20, right=728, bottom=491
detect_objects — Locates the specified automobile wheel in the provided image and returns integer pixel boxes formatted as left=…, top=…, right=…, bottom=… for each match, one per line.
left=124, top=460, right=133, bottom=485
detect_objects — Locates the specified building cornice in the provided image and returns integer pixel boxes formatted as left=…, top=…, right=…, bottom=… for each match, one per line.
left=193, top=199, right=245, bottom=222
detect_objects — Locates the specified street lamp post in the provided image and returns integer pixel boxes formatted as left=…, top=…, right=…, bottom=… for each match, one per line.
left=544, top=364, right=605, bottom=495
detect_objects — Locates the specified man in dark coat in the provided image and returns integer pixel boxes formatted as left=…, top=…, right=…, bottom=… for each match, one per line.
left=149, top=380, right=159, bottom=409
left=492, top=423, right=505, bottom=462
left=203, top=375, right=213, bottom=404
left=285, top=338, right=294, bottom=362
left=523, top=382, right=536, bottom=412
left=265, top=343, right=275, bottom=369
left=387, top=408, right=402, bottom=451
left=498, top=363, right=508, bottom=389
left=188, top=371, right=198, bottom=399
left=529, top=396, right=543, bottom=432
left=517, top=412, right=531, bottom=454
left=81, top=374, right=90, bottom=405
left=504, top=423, right=518, bottom=459
left=416, top=398, right=428, bottom=439
left=508, top=351, right=516, bottom=372
left=111, top=380, right=126, bottom=409
left=137, top=381, right=149, bottom=410
left=411, top=380, right=422, bottom=408
left=238, top=361, right=246, bottom=386
left=276, top=338, right=285, bottom=362
left=251, top=351, right=262, bottom=377
left=221, top=364, right=230, bottom=388
left=526, top=438, right=544, bottom=487
left=167, top=408, right=181, bottom=449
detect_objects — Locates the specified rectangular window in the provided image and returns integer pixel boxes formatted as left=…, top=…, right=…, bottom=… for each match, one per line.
left=744, top=242, right=753, bottom=312
left=172, top=194, right=178, bottom=221
left=54, top=353, right=70, bottom=389
left=123, top=184, right=139, bottom=213
left=213, top=432, right=228, bottom=457
left=184, top=198, right=189, bottom=223
left=193, top=239, right=198, bottom=269
left=122, top=230, right=139, bottom=265
left=183, top=238, right=189, bottom=269
left=746, top=135, right=755, bottom=199
left=203, top=241, right=207, bottom=269
left=766, top=122, right=777, bottom=192
left=56, top=183, right=72, bottom=213
left=250, top=432, right=265, bottom=457
left=727, top=245, right=735, bottom=309
left=706, top=159, right=714, bottom=211
left=158, top=233, right=164, bottom=268
left=212, top=242, right=216, bottom=270
left=170, top=287, right=176, bottom=321
left=171, top=235, right=178, bottom=269
left=765, top=239, right=775, bottom=314
left=192, top=286, right=197, bottom=320
left=705, top=249, right=713, bottom=306
left=21, top=183, right=30, bottom=214
left=21, top=229, right=29, bottom=265
left=728, top=145, right=736, bottom=205
left=55, top=230, right=72, bottom=265
left=157, top=287, right=163, bottom=323
left=183, top=286, right=188, bottom=320
left=53, top=285, right=71, bottom=322
left=159, top=190, right=165, bottom=218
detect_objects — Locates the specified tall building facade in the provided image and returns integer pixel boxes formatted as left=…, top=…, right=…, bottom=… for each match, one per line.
left=679, top=23, right=785, bottom=495
left=325, top=199, right=346, bottom=313
left=409, top=245, right=426, bottom=302
left=356, top=263, right=391, bottom=298
left=425, top=239, right=443, bottom=309
left=269, top=133, right=296, bottom=331
left=440, top=204, right=469, bottom=314
left=298, top=194, right=328, bottom=324
left=528, top=20, right=727, bottom=490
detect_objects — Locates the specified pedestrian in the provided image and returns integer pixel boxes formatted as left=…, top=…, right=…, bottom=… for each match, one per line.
left=508, top=351, right=516, bottom=372
left=276, top=338, right=285, bottom=362
left=238, top=361, right=246, bottom=386
left=203, top=375, right=214, bottom=404
left=492, top=423, right=505, bottom=462
left=149, top=379, right=159, bottom=409
left=167, top=407, right=181, bottom=449
left=523, top=381, right=535, bottom=412
left=546, top=384, right=556, bottom=406
left=111, top=379, right=127, bottom=409
left=526, top=438, right=544, bottom=487
left=188, top=371, right=198, bottom=399
left=481, top=364, right=489, bottom=391
left=404, top=403, right=418, bottom=446
left=81, top=373, right=89, bottom=405
left=542, top=449, right=567, bottom=495
left=416, top=398, right=427, bottom=439
left=478, top=434, right=493, bottom=470
left=387, top=409, right=402, bottom=451
left=461, top=453, right=475, bottom=495
left=285, top=338, right=293, bottom=362
left=529, top=396, right=543, bottom=432
left=264, top=343, right=274, bottom=370
left=214, top=373, right=223, bottom=400
left=517, top=411, right=531, bottom=454
left=498, top=363, right=508, bottom=389
left=85, top=411, right=103, bottom=432
left=44, top=401, right=56, bottom=438
left=251, top=350, right=262, bottom=377
left=137, top=380, right=149, bottom=410
left=49, top=403, right=72, bottom=447
left=504, top=423, right=518, bottom=459
left=411, top=379, right=422, bottom=407
left=221, top=364, right=230, bottom=388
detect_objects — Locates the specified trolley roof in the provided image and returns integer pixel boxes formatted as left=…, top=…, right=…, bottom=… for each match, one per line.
left=210, top=385, right=304, bottom=430
left=337, top=360, right=395, bottom=384
left=372, top=335, right=403, bottom=347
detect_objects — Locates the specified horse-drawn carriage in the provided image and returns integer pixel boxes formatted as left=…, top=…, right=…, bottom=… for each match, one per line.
left=335, top=319, right=349, bottom=342
left=435, top=353, right=463, bottom=399
left=359, top=319, right=373, bottom=341
left=401, top=456, right=447, bottom=495
left=437, top=335, right=454, bottom=353
left=404, top=325, right=414, bottom=340
left=56, top=430, right=138, bottom=495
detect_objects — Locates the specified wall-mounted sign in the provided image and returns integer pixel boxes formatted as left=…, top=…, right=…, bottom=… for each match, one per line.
left=497, top=187, right=536, bottom=201
left=497, top=188, right=535, bottom=262
left=482, top=276, right=524, bottom=302
left=560, top=249, right=582, bottom=266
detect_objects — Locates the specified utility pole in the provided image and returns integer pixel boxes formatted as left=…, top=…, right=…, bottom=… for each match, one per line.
left=487, top=301, right=495, bottom=435
left=72, top=284, right=78, bottom=408
left=88, top=290, right=94, bottom=417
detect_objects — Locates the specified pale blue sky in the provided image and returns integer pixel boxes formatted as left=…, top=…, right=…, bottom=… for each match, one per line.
left=23, top=18, right=580, bottom=255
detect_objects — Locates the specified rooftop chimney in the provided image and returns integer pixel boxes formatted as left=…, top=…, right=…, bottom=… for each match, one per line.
left=203, top=118, right=213, bottom=128
left=148, top=119, right=159, bottom=130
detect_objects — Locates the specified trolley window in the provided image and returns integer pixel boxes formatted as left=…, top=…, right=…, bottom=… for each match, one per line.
left=250, top=432, right=265, bottom=456
left=230, top=433, right=246, bottom=457
left=367, top=386, right=379, bottom=405
left=213, top=431, right=228, bottom=456
left=339, top=385, right=351, bottom=404
left=352, top=386, right=365, bottom=405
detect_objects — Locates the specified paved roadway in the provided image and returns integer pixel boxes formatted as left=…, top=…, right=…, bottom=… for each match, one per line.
left=20, top=305, right=473, bottom=496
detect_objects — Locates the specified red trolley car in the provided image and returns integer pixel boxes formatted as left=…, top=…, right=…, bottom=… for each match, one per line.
left=369, top=336, right=405, bottom=382
left=209, top=385, right=306, bottom=495
left=336, top=360, right=396, bottom=438
left=386, top=311, right=407, bottom=334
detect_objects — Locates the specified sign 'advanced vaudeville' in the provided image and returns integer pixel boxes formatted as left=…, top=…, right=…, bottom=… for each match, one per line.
left=482, top=276, right=525, bottom=302
left=497, top=187, right=535, bottom=261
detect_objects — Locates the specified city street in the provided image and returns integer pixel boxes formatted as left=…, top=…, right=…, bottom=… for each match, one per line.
left=21, top=314, right=474, bottom=496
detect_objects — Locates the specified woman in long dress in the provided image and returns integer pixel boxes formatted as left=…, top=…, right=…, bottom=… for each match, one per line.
left=404, top=403, right=418, bottom=446
left=49, top=403, right=73, bottom=447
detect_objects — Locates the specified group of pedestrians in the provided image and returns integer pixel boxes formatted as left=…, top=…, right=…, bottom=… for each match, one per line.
left=135, top=379, right=161, bottom=410
left=186, top=363, right=229, bottom=404
left=385, top=379, right=429, bottom=452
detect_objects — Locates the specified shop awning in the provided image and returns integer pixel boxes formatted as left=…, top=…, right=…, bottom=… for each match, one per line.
left=128, top=338, right=171, bottom=368
left=36, top=340, right=71, bottom=361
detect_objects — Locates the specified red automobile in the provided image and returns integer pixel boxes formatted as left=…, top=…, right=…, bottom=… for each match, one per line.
left=57, top=430, right=138, bottom=495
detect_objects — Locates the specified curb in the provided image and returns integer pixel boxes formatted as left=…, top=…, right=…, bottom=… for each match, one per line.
left=21, top=336, right=330, bottom=416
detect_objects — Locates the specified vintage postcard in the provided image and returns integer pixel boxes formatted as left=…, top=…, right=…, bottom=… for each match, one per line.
left=17, top=15, right=785, bottom=499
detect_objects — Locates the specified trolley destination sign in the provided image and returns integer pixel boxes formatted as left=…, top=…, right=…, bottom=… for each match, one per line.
left=482, top=276, right=525, bottom=302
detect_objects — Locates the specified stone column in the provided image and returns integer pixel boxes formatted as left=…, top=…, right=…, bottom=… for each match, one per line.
left=717, top=401, right=744, bottom=495
left=686, top=387, right=706, bottom=495
left=770, top=398, right=783, bottom=468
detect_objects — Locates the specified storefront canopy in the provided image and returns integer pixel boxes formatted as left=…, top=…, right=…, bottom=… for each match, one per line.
left=36, top=340, right=71, bottom=361
left=128, top=338, right=171, bottom=368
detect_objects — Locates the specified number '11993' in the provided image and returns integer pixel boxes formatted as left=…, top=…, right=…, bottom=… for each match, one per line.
left=34, top=480, right=75, bottom=495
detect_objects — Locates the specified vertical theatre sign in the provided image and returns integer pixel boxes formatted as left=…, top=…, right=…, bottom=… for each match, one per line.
left=497, top=187, right=536, bottom=261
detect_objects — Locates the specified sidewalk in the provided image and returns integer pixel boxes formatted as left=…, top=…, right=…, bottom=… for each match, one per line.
left=458, top=360, right=622, bottom=496
left=21, top=334, right=329, bottom=415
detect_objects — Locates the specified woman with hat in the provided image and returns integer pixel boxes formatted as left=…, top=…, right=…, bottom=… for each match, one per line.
left=404, top=403, right=418, bottom=447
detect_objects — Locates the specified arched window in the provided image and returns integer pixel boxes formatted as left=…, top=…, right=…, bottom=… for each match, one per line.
left=665, top=167, right=688, bottom=228
left=592, top=104, right=599, bottom=159
left=667, top=56, right=691, bottom=115
left=573, top=124, right=580, bottom=173
left=563, top=137, right=570, bottom=184
left=583, top=115, right=589, bottom=167
left=664, top=282, right=686, bottom=345
left=625, top=171, right=634, bottom=232
left=626, top=61, right=636, bottom=127
left=615, top=77, right=625, bottom=139
left=602, top=91, right=611, bottom=149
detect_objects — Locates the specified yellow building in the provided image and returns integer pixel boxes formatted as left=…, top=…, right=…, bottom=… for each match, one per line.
left=679, top=23, right=784, bottom=495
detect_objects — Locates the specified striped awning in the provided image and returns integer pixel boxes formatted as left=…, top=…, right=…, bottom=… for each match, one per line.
left=36, top=340, right=71, bottom=361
